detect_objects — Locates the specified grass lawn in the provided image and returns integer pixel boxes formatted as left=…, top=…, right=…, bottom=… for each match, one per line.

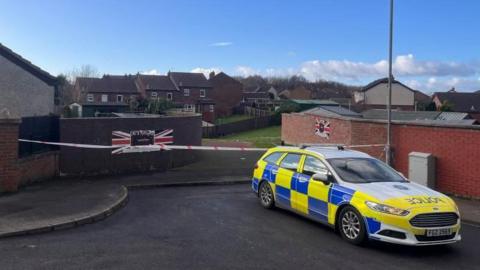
left=214, top=114, right=253, bottom=125
left=220, top=125, right=281, bottom=148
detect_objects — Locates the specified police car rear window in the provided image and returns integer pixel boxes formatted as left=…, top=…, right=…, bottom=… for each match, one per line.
left=263, top=152, right=283, bottom=164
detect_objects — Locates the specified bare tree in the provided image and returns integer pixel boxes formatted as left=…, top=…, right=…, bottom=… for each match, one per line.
left=66, top=64, right=100, bottom=83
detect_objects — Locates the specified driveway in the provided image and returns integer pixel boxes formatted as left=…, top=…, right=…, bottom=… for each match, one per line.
left=0, top=184, right=478, bottom=270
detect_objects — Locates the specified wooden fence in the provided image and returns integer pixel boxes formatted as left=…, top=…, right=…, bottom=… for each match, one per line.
left=203, top=115, right=274, bottom=138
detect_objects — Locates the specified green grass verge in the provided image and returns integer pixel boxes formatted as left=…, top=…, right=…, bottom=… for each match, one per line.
left=214, top=114, right=253, bottom=125
left=221, top=126, right=281, bottom=148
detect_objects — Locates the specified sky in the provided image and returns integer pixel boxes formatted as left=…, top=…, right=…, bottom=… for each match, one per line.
left=1, top=0, right=479, bottom=92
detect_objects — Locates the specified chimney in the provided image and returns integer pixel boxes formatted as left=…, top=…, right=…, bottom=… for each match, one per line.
left=209, top=71, right=215, bottom=79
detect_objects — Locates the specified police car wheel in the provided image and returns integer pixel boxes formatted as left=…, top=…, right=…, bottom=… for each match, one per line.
left=259, top=181, right=274, bottom=209
left=338, top=206, right=366, bottom=245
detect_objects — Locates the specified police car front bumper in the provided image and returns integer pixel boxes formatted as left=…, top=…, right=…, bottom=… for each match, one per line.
left=367, top=221, right=461, bottom=246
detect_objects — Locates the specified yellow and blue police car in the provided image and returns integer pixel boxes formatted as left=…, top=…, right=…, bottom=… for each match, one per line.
left=251, top=146, right=461, bottom=246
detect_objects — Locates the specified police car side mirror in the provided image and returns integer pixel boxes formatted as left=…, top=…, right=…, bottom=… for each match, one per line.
left=312, top=172, right=332, bottom=185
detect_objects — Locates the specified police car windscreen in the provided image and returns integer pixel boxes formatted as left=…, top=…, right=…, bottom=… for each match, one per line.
left=328, top=158, right=406, bottom=183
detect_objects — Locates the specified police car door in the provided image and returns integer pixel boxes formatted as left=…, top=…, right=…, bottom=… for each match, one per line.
left=276, top=153, right=302, bottom=208
left=298, top=155, right=331, bottom=223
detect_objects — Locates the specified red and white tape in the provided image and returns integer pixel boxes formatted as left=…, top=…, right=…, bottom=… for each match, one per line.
left=19, top=139, right=385, bottom=153
left=18, top=139, right=267, bottom=152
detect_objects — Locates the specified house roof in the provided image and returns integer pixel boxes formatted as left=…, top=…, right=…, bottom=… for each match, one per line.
left=362, top=109, right=440, bottom=121
left=433, top=92, right=480, bottom=112
left=303, top=105, right=361, bottom=118
left=436, top=111, right=470, bottom=121
left=243, top=92, right=270, bottom=99
left=138, top=75, right=176, bottom=91
left=80, top=102, right=130, bottom=107
left=76, top=75, right=138, bottom=94
left=414, top=90, right=431, bottom=103
left=0, top=42, right=57, bottom=86
left=290, top=99, right=339, bottom=106
left=209, top=72, right=243, bottom=87
left=168, top=72, right=212, bottom=88
left=360, top=77, right=415, bottom=93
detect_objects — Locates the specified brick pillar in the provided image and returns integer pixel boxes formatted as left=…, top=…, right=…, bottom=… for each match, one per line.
left=0, top=118, right=21, bottom=192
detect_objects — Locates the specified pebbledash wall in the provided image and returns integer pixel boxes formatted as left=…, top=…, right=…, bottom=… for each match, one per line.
left=0, top=119, right=58, bottom=192
left=282, top=112, right=480, bottom=198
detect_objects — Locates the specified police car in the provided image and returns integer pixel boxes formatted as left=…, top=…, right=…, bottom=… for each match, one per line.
left=251, top=146, right=461, bottom=246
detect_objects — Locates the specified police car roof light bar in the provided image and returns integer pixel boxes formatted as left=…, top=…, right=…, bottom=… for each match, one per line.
left=299, top=143, right=345, bottom=150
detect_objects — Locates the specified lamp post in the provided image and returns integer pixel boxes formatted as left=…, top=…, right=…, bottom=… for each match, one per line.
left=386, top=0, right=394, bottom=165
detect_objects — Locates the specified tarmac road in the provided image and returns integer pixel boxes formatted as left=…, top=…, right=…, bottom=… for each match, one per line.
left=0, top=184, right=479, bottom=270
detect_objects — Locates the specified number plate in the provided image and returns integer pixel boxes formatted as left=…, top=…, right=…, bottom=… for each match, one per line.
left=426, top=228, right=452, bottom=237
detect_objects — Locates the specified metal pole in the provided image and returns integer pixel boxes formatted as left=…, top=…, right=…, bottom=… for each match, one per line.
left=386, top=0, right=394, bottom=165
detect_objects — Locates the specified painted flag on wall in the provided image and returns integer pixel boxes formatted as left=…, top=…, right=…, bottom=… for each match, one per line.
left=314, top=119, right=331, bottom=139
left=111, top=129, right=173, bottom=154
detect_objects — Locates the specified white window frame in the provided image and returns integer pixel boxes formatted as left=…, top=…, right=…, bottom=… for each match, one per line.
left=101, top=94, right=108, bottom=103
left=167, top=92, right=173, bottom=101
left=117, top=95, right=124, bottom=102
left=87, top=94, right=94, bottom=102
left=209, top=105, right=214, bottom=112
left=183, top=104, right=194, bottom=112
left=184, top=88, right=190, bottom=96
left=200, top=89, right=206, bottom=98
left=151, top=92, right=158, bottom=98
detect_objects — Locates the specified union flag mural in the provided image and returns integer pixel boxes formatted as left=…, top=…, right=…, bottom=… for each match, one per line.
left=314, top=119, right=331, bottom=139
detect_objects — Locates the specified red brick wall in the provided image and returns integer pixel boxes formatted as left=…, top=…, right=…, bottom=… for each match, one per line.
left=350, top=121, right=386, bottom=160
left=0, top=119, right=21, bottom=192
left=0, top=119, right=58, bottom=192
left=392, top=124, right=480, bottom=198
left=18, top=152, right=58, bottom=186
left=282, top=113, right=352, bottom=146
left=282, top=112, right=480, bottom=198
left=209, top=73, right=243, bottom=117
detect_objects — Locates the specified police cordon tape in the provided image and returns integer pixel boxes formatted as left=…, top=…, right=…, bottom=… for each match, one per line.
left=18, top=139, right=385, bottom=154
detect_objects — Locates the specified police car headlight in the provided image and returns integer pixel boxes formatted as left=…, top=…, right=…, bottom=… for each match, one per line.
left=365, top=201, right=409, bottom=216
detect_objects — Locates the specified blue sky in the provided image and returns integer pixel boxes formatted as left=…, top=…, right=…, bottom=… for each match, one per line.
left=1, top=0, right=479, bottom=92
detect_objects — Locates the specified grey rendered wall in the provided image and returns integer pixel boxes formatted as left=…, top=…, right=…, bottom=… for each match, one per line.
left=59, top=115, right=202, bottom=176
left=0, top=54, right=55, bottom=117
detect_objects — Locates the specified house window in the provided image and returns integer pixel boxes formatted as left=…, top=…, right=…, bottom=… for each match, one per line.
left=200, top=89, right=206, bottom=98
left=183, top=104, right=194, bottom=112
left=117, top=95, right=124, bottom=102
left=87, top=94, right=94, bottom=102
left=167, top=92, right=173, bottom=101
left=209, top=105, right=214, bottom=112
left=101, top=94, right=108, bottom=102
left=151, top=92, right=158, bottom=98
left=184, top=88, right=190, bottom=96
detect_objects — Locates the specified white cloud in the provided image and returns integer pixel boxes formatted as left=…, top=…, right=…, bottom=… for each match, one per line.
left=209, top=41, right=233, bottom=47
left=190, top=67, right=222, bottom=78
left=235, top=66, right=258, bottom=77
left=298, top=54, right=479, bottom=81
left=141, top=69, right=161, bottom=75
left=404, top=77, right=480, bottom=92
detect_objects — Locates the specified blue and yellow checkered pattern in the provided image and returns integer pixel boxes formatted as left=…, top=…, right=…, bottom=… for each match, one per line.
left=253, top=164, right=356, bottom=225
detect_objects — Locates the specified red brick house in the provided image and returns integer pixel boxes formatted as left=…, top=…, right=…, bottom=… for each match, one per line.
left=432, top=91, right=480, bottom=121
left=167, top=72, right=215, bottom=122
left=136, top=74, right=177, bottom=102
left=208, top=71, right=243, bottom=117
left=75, top=72, right=217, bottom=121
left=74, top=75, right=140, bottom=117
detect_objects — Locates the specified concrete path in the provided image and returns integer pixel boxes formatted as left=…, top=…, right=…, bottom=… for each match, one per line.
left=453, top=197, right=480, bottom=226
left=0, top=180, right=127, bottom=238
